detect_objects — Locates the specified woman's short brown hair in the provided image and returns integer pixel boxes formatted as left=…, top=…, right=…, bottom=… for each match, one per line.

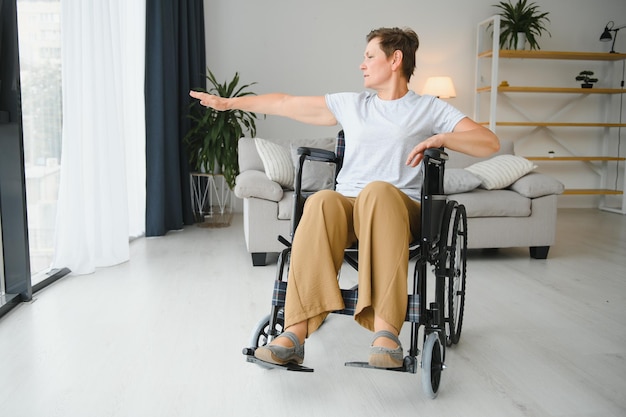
left=366, top=27, right=419, bottom=81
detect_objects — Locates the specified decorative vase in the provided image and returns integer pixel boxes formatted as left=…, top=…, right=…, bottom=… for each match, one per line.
left=515, top=32, right=527, bottom=50
left=581, top=83, right=593, bottom=89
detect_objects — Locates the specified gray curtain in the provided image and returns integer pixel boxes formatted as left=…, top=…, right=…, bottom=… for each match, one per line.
left=145, top=0, right=206, bottom=236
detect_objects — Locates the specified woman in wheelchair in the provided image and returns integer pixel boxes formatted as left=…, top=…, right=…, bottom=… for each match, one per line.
left=191, top=27, right=499, bottom=368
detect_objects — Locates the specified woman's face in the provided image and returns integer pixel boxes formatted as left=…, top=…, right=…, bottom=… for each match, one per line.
left=360, top=38, right=393, bottom=90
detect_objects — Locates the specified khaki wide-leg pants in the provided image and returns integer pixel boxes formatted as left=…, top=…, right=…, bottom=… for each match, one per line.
left=284, top=181, right=422, bottom=337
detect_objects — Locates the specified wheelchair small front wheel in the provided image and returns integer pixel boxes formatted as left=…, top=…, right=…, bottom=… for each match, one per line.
left=421, top=332, right=444, bottom=399
left=248, top=310, right=284, bottom=348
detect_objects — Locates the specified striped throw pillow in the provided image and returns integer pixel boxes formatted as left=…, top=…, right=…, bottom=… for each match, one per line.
left=465, top=155, right=536, bottom=190
left=255, top=138, right=295, bottom=189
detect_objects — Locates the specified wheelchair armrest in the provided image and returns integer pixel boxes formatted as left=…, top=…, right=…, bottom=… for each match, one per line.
left=297, top=146, right=337, bottom=163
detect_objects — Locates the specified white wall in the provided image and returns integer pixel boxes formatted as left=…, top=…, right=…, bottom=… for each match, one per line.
left=204, top=0, right=626, bottom=208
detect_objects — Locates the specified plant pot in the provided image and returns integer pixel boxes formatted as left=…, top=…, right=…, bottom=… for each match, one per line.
left=190, top=173, right=234, bottom=228
left=581, top=83, right=593, bottom=89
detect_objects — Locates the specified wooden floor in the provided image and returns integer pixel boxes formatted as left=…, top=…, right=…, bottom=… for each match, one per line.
left=1, top=209, right=625, bottom=417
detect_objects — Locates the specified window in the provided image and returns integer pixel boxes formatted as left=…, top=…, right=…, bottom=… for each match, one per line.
left=17, top=0, right=62, bottom=281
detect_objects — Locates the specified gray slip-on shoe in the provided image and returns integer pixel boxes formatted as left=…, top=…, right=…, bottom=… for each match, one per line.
left=254, top=331, right=305, bottom=365
left=368, top=330, right=403, bottom=368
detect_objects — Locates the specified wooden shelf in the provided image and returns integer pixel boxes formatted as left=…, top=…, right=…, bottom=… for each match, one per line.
left=478, top=50, right=626, bottom=61
left=479, top=121, right=626, bottom=128
left=562, top=189, right=623, bottom=195
left=475, top=18, right=626, bottom=213
left=477, top=86, right=626, bottom=94
left=526, top=156, right=626, bottom=161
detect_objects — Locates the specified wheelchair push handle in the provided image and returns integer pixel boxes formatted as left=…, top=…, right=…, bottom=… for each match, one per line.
left=423, top=147, right=448, bottom=164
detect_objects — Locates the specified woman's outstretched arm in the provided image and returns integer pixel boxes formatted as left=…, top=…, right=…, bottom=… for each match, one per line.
left=189, top=91, right=337, bottom=126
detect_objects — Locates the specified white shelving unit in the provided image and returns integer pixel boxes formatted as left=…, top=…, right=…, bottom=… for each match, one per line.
left=475, top=15, right=626, bottom=214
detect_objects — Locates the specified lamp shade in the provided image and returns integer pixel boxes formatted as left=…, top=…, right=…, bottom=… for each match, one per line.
left=600, top=26, right=613, bottom=41
left=422, top=76, right=457, bottom=98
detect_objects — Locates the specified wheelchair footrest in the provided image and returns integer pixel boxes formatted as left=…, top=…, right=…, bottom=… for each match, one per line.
left=243, top=348, right=314, bottom=372
left=345, top=356, right=417, bottom=374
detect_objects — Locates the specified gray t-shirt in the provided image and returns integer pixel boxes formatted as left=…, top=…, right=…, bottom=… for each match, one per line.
left=325, top=90, right=466, bottom=200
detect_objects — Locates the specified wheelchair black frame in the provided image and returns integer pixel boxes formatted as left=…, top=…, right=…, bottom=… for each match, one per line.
left=243, top=141, right=467, bottom=396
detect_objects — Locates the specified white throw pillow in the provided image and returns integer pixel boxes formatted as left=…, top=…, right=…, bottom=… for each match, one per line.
left=465, top=155, right=536, bottom=190
left=255, top=138, right=294, bottom=189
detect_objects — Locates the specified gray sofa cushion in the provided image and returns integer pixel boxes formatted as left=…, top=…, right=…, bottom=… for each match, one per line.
left=238, top=137, right=265, bottom=172
left=449, top=189, right=531, bottom=217
left=290, top=137, right=336, bottom=191
left=509, top=172, right=565, bottom=198
left=444, top=169, right=481, bottom=194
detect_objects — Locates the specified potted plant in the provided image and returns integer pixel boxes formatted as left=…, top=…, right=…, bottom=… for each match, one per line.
left=493, top=0, right=551, bottom=50
left=575, top=70, right=599, bottom=88
left=184, top=69, right=260, bottom=189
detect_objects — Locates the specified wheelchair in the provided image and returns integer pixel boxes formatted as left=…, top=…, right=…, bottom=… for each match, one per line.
left=242, top=131, right=468, bottom=399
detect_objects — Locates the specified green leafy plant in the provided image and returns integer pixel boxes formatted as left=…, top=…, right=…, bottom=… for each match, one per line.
left=575, top=70, right=598, bottom=88
left=493, top=0, right=551, bottom=50
left=184, top=69, right=260, bottom=189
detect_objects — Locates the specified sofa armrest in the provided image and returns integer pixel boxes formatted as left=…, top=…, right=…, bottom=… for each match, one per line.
left=234, top=170, right=284, bottom=202
left=508, top=172, right=565, bottom=198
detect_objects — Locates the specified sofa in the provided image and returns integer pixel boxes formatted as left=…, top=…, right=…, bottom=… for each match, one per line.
left=234, top=137, right=564, bottom=266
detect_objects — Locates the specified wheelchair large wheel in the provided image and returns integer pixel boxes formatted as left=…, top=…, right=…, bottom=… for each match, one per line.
left=248, top=309, right=284, bottom=348
left=421, top=332, right=444, bottom=399
left=441, top=202, right=467, bottom=346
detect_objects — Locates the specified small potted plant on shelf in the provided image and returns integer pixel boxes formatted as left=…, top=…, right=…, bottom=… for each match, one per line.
left=575, top=70, right=598, bottom=88
left=184, top=69, right=261, bottom=189
left=493, top=0, right=551, bottom=50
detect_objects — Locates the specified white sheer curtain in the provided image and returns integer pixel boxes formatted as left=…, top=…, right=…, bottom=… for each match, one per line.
left=52, top=0, right=146, bottom=275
